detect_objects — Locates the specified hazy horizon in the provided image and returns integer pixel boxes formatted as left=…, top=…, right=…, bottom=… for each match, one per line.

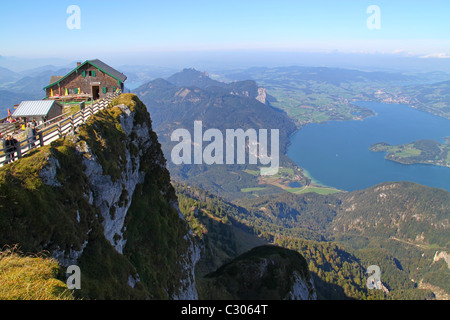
left=1, top=50, right=450, bottom=75
left=1, top=1, right=449, bottom=73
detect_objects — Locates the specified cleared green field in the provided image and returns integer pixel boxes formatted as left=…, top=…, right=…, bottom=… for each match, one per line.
left=241, top=187, right=267, bottom=193
left=253, top=77, right=375, bottom=125
left=389, top=144, right=422, bottom=157
left=371, top=140, right=450, bottom=167
left=288, top=186, right=342, bottom=195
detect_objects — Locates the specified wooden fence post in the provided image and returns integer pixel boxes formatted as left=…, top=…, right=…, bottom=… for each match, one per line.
left=39, top=132, right=44, bottom=147
left=16, top=141, right=22, bottom=160
left=71, top=115, right=75, bottom=135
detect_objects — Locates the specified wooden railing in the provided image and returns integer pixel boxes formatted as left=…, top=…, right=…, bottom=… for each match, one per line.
left=0, top=92, right=120, bottom=167
left=0, top=122, right=21, bottom=138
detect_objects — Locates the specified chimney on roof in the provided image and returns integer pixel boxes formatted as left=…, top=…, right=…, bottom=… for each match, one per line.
left=77, top=62, right=81, bottom=67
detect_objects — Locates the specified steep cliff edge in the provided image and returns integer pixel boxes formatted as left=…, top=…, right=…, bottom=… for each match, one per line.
left=0, top=94, right=199, bottom=299
left=199, top=245, right=317, bottom=300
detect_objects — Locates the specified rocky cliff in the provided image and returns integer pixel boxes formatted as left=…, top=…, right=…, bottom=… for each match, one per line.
left=0, top=94, right=199, bottom=299
left=0, top=93, right=318, bottom=301
left=199, top=245, right=317, bottom=300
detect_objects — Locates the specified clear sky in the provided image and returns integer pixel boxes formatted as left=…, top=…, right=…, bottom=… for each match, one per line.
left=0, top=0, right=449, bottom=67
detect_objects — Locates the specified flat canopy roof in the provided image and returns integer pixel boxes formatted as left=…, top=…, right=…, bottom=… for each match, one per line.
left=12, top=100, right=61, bottom=117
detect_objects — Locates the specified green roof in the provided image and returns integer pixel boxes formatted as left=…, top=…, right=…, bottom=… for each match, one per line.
left=43, top=59, right=127, bottom=90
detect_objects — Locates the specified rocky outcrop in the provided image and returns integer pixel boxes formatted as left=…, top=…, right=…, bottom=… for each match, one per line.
left=77, top=103, right=148, bottom=254
left=433, top=251, right=450, bottom=269
left=201, top=245, right=317, bottom=300
left=0, top=94, right=200, bottom=300
left=287, top=271, right=317, bottom=300
left=256, top=87, right=268, bottom=104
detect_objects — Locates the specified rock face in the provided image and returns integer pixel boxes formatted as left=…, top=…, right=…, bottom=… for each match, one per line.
left=0, top=94, right=199, bottom=300
left=256, top=87, right=268, bottom=104
left=79, top=103, right=147, bottom=254
left=287, top=271, right=317, bottom=300
left=433, top=251, right=450, bottom=269
left=0, top=93, right=318, bottom=301
left=201, top=245, right=317, bottom=300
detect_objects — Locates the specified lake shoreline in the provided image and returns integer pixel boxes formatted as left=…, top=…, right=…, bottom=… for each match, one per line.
left=286, top=101, right=450, bottom=193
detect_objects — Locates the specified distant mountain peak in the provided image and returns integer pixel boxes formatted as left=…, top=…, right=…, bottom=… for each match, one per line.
left=167, top=68, right=222, bottom=89
left=182, top=67, right=209, bottom=76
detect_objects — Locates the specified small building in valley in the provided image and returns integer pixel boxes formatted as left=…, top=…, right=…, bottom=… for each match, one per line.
left=12, top=100, right=63, bottom=125
left=44, top=59, right=127, bottom=101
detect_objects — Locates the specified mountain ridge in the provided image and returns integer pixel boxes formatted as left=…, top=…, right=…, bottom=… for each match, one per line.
left=0, top=94, right=200, bottom=299
left=178, top=180, right=449, bottom=299
left=0, top=93, right=317, bottom=300
left=134, top=69, right=301, bottom=200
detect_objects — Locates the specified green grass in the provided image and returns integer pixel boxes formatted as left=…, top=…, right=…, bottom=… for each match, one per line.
left=389, top=144, right=422, bottom=157
left=277, top=167, right=294, bottom=176
left=371, top=140, right=450, bottom=167
left=265, top=83, right=372, bottom=125
left=288, top=186, right=342, bottom=195
left=285, top=187, right=305, bottom=193
left=243, top=169, right=259, bottom=176
left=0, top=93, right=200, bottom=300
left=0, top=246, right=73, bottom=300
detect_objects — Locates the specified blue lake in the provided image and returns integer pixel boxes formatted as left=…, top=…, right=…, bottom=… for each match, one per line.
left=287, top=101, right=450, bottom=192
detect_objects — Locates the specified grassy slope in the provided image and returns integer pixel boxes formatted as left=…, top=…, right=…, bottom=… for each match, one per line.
left=0, top=94, right=194, bottom=300
left=0, top=246, right=73, bottom=300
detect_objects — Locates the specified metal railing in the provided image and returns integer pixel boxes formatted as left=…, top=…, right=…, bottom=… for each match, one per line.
left=0, top=92, right=120, bottom=167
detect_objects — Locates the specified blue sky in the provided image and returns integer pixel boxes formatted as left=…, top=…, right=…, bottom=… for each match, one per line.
left=0, top=0, right=449, bottom=68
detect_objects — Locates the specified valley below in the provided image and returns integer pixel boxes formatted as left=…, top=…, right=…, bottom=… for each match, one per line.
left=133, top=66, right=449, bottom=300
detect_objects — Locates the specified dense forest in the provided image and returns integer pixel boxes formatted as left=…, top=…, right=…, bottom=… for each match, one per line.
left=175, top=182, right=447, bottom=299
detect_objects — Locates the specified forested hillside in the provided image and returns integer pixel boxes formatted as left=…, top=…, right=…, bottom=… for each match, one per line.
left=134, top=69, right=301, bottom=200
left=176, top=182, right=448, bottom=300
